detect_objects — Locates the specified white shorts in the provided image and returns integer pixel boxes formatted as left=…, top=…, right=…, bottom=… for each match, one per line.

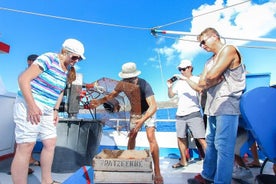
left=129, top=113, right=156, bottom=130
left=13, top=96, right=57, bottom=143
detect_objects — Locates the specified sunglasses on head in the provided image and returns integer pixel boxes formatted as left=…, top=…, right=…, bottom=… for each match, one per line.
left=178, top=67, right=189, bottom=72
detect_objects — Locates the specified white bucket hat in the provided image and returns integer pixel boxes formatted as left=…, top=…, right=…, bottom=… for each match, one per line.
left=62, top=38, right=86, bottom=60
left=177, top=59, right=192, bottom=69
left=118, top=62, right=141, bottom=79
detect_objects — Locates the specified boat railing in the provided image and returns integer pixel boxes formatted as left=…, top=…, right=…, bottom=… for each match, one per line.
left=109, top=118, right=176, bottom=133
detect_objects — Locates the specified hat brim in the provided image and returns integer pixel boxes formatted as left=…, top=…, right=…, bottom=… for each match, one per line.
left=119, top=70, right=141, bottom=79
left=80, top=54, right=85, bottom=60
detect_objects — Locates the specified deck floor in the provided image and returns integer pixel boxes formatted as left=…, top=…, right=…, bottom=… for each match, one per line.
left=1, top=153, right=269, bottom=184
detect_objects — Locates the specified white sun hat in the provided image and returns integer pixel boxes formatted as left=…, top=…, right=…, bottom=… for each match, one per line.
left=118, top=62, right=141, bottom=79
left=62, top=38, right=86, bottom=60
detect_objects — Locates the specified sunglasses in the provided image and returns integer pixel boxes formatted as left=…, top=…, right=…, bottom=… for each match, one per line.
left=123, top=77, right=137, bottom=83
left=199, top=36, right=212, bottom=47
left=178, top=67, right=189, bottom=72
left=71, top=55, right=82, bottom=61
left=66, top=51, right=82, bottom=61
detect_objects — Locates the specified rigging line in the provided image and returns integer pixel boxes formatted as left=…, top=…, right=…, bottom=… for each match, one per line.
left=156, top=0, right=251, bottom=28
left=157, top=35, right=276, bottom=50
left=156, top=49, right=171, bottom=119
left=0, top=7, right=150, bottom=31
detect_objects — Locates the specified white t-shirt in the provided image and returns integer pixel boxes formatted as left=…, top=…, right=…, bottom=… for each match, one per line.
left=172, top=76, right=201, bottom=116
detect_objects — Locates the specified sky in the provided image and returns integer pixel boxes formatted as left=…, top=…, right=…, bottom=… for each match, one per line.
left=0, top=0, right=275, bottom=101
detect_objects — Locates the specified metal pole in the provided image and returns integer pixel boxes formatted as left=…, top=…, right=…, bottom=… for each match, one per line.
left=151, top=28, right=276, bottom=44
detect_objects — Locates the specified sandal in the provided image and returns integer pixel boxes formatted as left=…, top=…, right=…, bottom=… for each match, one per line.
left=172, top=162, right=187, bottom=168
left=154, top=175, right=164, bottom=184
left=50, top=181, right=61, bottom=184
left=29, top=160, right=40, bottom=166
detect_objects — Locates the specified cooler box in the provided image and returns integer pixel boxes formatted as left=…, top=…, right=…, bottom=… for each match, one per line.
left=93, top=149, right=153, bottom=183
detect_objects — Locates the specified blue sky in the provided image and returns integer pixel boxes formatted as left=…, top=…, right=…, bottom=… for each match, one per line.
left=0, top=0, right=275, bottom=101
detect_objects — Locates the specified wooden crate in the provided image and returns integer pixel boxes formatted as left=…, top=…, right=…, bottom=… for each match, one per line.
left=93, top=149, right=152, bottom=172
left=94, top=170, right=153, bottom=183
left=93, top=149, right=153, bottom=183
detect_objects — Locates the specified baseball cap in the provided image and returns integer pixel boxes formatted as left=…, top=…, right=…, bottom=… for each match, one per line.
left=27, top=54, right=39, bottom=61
left=62, top=38, right=86, bottom=60
left=178, top=59, right=192, bottom=69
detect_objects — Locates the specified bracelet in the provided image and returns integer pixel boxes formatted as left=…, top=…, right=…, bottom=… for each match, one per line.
left=53, top=108, right=59, bottom=112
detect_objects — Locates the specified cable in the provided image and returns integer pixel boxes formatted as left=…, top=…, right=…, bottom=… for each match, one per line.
left=0, top=7, right=151, bottom=31
left=156, top=0, right=251, bottom=28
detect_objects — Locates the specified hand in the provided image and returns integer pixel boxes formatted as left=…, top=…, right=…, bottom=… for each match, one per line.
left=53, top=111, right=59, bottom=126
left=27, top=104, right=42, bottom=125
left=167, top=80, right=173, bottom=88
left=89, top=99, right=100, bottom=109
left=133, top=119, right=143, bottom=133
left=173, top=74, right=187, bottom=80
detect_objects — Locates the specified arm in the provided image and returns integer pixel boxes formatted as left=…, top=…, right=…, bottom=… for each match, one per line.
left=89, top=90, right=119, bottom=109
left=201, top=45, right=239, bottom=88
left=18, top=64, right=43, bottom=124
left=167, top=80, right=175, bottom=98
left=53, top=90, right=64, bottom=125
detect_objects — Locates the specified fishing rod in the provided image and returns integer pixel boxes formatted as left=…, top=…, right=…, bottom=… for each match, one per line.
left=151, top=28, right=276, bottom=44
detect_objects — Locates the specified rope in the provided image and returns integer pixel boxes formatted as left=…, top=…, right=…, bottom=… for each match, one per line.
left=82, top=166, right=91, bottom=184
left=156, top=0, right=251, bottom=28
left=0, top=7, right=151, bottom=30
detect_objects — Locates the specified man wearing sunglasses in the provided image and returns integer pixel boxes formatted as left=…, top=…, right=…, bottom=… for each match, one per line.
left=187, top=28, right=246, bottom=184
left=167, top=60, right=206, bottom=169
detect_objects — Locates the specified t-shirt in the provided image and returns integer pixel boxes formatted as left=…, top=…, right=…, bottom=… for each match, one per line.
left=18, top=52, right=67, bottom=108
left=172, top=76, right=201, bottom=116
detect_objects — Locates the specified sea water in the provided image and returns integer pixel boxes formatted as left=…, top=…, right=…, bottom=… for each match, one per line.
left=78, top=108, right=177, bottom=132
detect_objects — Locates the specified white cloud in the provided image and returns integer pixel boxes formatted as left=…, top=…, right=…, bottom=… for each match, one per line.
left=157, top=0, right=276, bottom=63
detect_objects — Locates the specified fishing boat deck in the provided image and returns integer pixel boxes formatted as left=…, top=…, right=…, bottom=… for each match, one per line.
left=0, top=153, right=267, bottom=184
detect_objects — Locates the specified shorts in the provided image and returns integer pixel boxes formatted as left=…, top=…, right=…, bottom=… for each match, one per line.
left=129, top=113, right=156, bottom=130
left=176, top=111, right=205, bottom=139
left=13, top=96, right=57, bottom=143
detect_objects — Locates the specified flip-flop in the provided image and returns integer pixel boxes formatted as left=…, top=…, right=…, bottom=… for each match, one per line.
left=29, top=160, right=40, bottom=166
left=172, top=162, right=187, bottom=168
left=51, top=181, right=61, bottom=184
left=28, top=168, right=34, bottom=175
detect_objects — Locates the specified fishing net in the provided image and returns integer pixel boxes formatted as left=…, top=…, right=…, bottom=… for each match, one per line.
left=80, top=77, right=142, bottom=131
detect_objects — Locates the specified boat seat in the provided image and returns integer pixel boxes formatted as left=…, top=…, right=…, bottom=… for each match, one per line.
left=240, top=86, right=276, bottom=179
